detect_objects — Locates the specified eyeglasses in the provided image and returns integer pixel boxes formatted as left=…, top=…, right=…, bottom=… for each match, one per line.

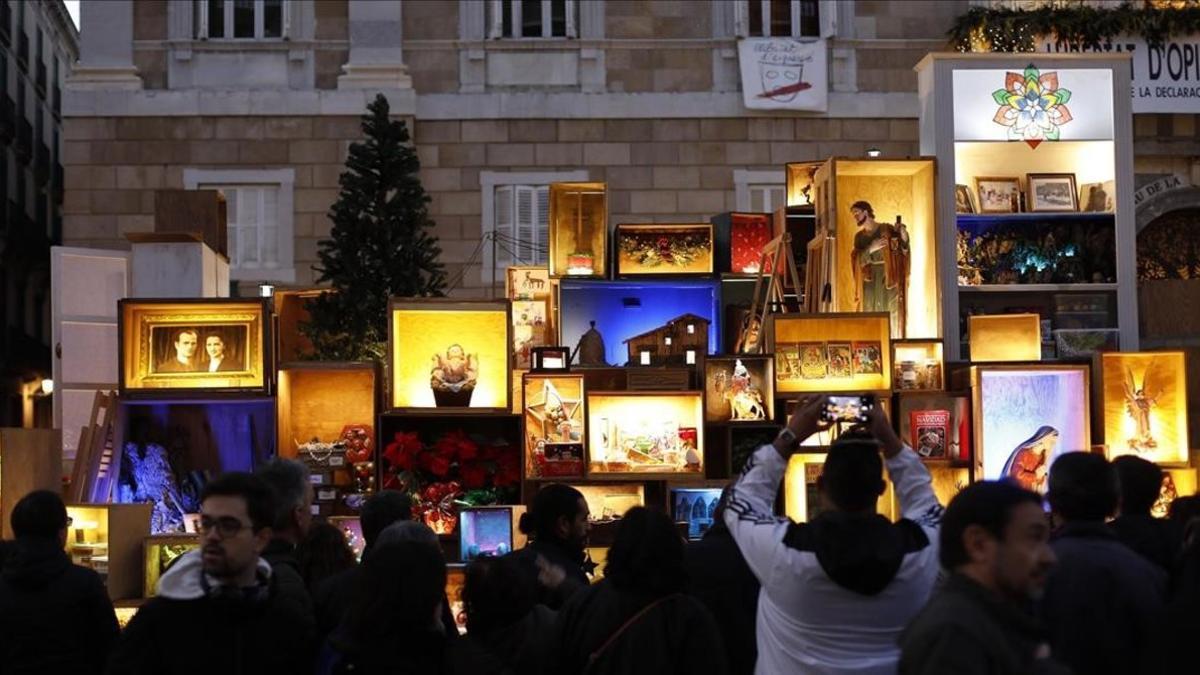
left=199, top=515, right=253, bottom=538
left=66, top=516, right=74, bottom=528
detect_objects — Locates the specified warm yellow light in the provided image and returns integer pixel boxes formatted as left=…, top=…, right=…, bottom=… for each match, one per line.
left=784, top=453, right=895, bottom=522
left=1102, top=352, right=1189, bottom=465
left=587, top=393, right=704, bottom=475
left=969, top=314, right=1041, bottom=362
left=391, top=307, right=510, bottom=409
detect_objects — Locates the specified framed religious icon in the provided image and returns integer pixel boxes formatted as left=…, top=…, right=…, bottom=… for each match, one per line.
left=1027, top=173, right=1078, bottom=212
left=954, top=184, right=975, bottom=214
left=614, top=223, right=715, bottom=276
left=974, top=176, right=1021, bottom=214
left=119, top=299, right=270, bottom=395
left=388, top=299, right=511, bottom=411
left=1101, top=352, right=1189, bottom=466
left=768, top=312, right=892, bottom=393
left=548, top=182, right=607, bottom=278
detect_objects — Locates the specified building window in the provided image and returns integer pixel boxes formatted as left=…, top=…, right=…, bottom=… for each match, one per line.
left=734, top=169, right=786, bottom=213
left=481, top=170, right=587, bottom=283
left=488, top=0, right=577, bottom=39
left=196, top=0, right=286, bottom=40
left=737, top=0, right=820, bottom=38
left=183, top=168, right=295, bottom=282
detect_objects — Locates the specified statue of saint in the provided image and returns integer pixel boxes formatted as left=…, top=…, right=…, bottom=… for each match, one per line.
left=850, top=201, right=910, bottom=338
left=431, top=344, right=478, bottom=406
left=573, top=320, right=608, bottom=367
left=1124, top=367, right=1160, bottom=451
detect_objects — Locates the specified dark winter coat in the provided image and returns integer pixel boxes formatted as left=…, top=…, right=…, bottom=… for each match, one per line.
left=315, top=565, right=460, bottom=641
left=899, top=573, right=1069, bottom=675
left=262, top=537, right=317, bottom=635
left=105, top=550, right=314, bottom=675
left=549, top=579, right=729, bottom=675
left=684, top=524, right=758, bottom=675
left=1110, top=513, right=1179, bottom=572
left=1040, top=521, right=1166, bottom=675
left=505, top=538, right=590, bottom=609
left=464, top=604, right=556, bottom=675
left=0, top=538, right=119, bottom=675
left=317, top=628, right=510, bottom=675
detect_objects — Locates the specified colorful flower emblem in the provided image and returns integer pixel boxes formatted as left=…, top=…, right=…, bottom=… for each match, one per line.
left=991, top=65, right=1073, bottom=148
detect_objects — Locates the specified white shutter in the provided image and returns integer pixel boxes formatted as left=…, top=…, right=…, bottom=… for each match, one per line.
left=261, top=186, right=279, bottom=268
left=733, top=0, right=749, bottom=37
left=487, top=0, right=504, bottom=39
left=494, top=185, right=514, bottom=267
left=535, top=186, right=550, bottom=264
left=565, top=0, right=577, bottom=38
left=197, top=0, right=209, bottom=38
left=282, top=0, right=292, bottom=39
left=223, top=188, right=241, bottom=267
left=515, top=185, right=536, bottom=264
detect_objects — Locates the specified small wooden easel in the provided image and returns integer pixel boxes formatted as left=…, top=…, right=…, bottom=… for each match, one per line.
left=735, top=233, right=805, bottom=354
left=68, top=390, right=122, bottom=503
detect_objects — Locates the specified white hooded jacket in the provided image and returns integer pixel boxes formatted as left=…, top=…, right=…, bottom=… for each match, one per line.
left=155, top=548, right=273, bottom=600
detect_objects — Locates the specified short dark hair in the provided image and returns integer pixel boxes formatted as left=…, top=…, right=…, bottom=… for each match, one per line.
left=360, top=490, right=412, bottom=553
left=604, top=507, right=686, bottom=597
left=347, top=541, right=447, bottom=648
left=1048, top=452, right=1118, bottom=522
left=850, top=200, right=874, bottom=217
left=11, top=490, right=69, bottom=540
left=463, top=555, right=535, bottom=635
left=1113, top=455, right=1163, bottom=517
left=821, top=428, right=885, bottom=511
left=518, top=483, right=585, bottom=541
left=175, top=329, right=198, bottom=343
left=200, top=472, right=275, bottom=532
left=255, top=458, right=311, bottom=530
left=940, top=481, right=1043, bottom=569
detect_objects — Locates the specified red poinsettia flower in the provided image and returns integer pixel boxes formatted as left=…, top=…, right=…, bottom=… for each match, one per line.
left=460, top=462, right=488, bottom=489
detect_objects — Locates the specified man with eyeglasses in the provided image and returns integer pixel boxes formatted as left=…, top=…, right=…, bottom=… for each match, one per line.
left=107, top=473, right=313, bottom=674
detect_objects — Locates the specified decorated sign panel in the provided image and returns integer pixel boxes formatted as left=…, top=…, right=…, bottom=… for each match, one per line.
left=952, top=67, right=1114, bottom=142
left=738, top=38, right=828, bottom=112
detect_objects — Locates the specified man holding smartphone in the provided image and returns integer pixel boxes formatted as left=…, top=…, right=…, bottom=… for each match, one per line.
left=724, top=396, right=943, bottom=675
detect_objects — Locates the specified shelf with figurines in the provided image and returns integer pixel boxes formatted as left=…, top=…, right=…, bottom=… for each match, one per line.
left=378, top=411, right=522, bottom=536
left=891, top=339, right=945, bottom=392
left=522, top=371, right=586, bottom=480
left=278, top=361, right=379, bottom=516
left=549, top=181, right=608, bottom=279
left=769, top=312, right=893, bottom=394
left=506, top=266, right=558, bottom=371
left=66, top=503, right=152, bottom=601
left=614, top=223, right=715, bottom=277
left=585, top=390, right=706, bottom=480
left=703, top=355, right=775, bottom=424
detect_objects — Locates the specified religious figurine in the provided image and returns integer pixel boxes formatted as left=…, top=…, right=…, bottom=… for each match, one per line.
left=850, top=201, right=910, bottom=338
left=124, top=442, right=187, bottom=533
left=1123, top=367, right=1161, bottom=452
left=725, top=359, right=767, bottom=421
left=431, top=344, right=478, bottom=407
left=1001, top=426, right=1059, bottom=493
left=573, top=320, right=609, bottom=367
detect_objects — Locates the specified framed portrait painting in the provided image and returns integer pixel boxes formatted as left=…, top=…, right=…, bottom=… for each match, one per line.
left=119, top=299, right=270, bottom=395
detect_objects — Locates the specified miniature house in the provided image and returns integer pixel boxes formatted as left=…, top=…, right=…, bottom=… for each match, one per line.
left=622, top=313, right=710, bottom=366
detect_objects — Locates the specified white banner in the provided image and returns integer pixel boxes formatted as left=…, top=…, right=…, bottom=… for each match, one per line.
left=738, top=38, right=828, bottom=112
left=1040, top=36, right=1200, bottom=113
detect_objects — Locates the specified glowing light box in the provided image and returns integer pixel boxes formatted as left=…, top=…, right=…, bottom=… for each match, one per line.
left=1101, top=352, right=1189, bottom=466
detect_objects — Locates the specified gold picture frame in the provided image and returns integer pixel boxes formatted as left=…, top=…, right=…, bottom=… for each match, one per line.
left=974, top=176, right=1021, bottom=214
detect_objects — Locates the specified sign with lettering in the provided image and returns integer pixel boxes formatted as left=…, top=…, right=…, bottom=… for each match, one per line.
left=1040, top=36, right=1200, bottom=113
left=738, top=38, right=828, bottom=112
left=1134, top=174, right=1189, bottom=209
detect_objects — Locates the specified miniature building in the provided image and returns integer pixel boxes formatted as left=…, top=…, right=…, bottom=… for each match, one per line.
left=622, top=313, right=710, bottom=366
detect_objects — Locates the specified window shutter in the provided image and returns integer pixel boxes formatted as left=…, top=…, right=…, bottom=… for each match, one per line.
left=515, top=185, right=536, bottom=264
left=487, top=0, right=503, bottom=39
left=240, top=187, right=260, bottom=267
left=261, top=186, right=279, bottom=268
left=282, top=0, right=292, bottom=39
left=494, top=185, right=514, bottom=267
left=223, top=187, right=240, bottom=267
left=535, top=186, right=550, bottom=264
left=565, top=0, right=577, bottom=38
left=733, top=0, right=749, bottom=37
left=197, top=0, right=209, bottom=39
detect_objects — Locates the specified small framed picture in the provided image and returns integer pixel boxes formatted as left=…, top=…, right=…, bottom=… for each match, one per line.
left=974, top=177, right=1022, bottom=214
left=532, top=346, right=571, bottom=372
left=1027, top=173, right=1079, bottom=212
left=954, top=184, right=975, bottom=214
left=1078, top=180, right=1115, bottom=213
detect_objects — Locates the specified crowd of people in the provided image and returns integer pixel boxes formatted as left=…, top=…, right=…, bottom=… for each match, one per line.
left=3, top=395, right=1200, bottom=674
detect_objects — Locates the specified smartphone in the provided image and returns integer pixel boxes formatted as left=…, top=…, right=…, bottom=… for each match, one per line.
left=821, top=395, right=874, bottom=424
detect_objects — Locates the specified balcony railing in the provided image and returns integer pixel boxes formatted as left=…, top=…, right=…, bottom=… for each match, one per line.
left=0, top=95, right=14, bottom=145
left=14, top=117, right=32, bottom=163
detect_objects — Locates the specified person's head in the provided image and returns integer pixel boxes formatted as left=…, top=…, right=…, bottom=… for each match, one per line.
left=1113, top=455, right=1163, bottom=517
left=447, top=344, right=465, bottom=360
left=205, top=334, right=226, bottom=360
left=347, top=541, right=447, bottom=645
left=819, top=428, right=885, bottom=513
left=255, top=458, right=314, bottom=543
left=1047, top=451, right=1117, bottom=523
left=199, top=472, right=275, bottom=583
left=297, top=521, right=357, bottom=590
left=519, top=483, right=589, bottom=553
left=11, top=490, right=69, bottom=546
left=463, top=555, right=535, bottom=635
left=374, top=521, right=438, bottom=549
left=360, top=490, right=412, bottom=556
left=850, top=200, right=874, bottom=224
left=604, top=506, right=686, bottom=597
left=940, top=481, right=1054, bottom=602
left=1169, top=495, right=1200, bottom=527
left=174, top=329, right=198, bottom=361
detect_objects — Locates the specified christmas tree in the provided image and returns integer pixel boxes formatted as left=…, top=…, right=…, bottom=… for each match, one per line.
left=303, top=94, right=447, bottom=360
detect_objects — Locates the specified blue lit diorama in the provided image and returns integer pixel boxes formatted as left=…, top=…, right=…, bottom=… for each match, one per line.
left=671, top=487, right=723, bottom=540
left=459, top=507, right=515, bottom=561
left=559, top=279, right=720, bottom=366
left=956, top=213, right=1115, bottom=286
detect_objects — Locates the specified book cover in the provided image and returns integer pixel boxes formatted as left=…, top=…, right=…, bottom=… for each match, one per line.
left=775, top=343, right=801, bottom=381
left=911, top=409, right=951, bottom=459
left=852, top=341, right=883, bottom=375
left=800, top=342, right=828, bottom=379
left=826, top=342, right=852, bottom=378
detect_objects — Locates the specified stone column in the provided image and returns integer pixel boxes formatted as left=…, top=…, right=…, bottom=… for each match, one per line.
left=338, top=0, right=413, bottom=90
left=67, top=0, right=142, bottom=90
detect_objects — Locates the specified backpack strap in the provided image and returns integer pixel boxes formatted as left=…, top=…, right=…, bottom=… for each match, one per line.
left=583, top=593, right=682, bottom=673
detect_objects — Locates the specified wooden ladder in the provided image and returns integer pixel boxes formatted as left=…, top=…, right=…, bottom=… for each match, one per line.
left=735, top=233, right=805, bottom=354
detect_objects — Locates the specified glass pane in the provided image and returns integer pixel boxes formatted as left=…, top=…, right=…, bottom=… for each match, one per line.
left=208, top=0, right=225, bottom=38
left=239, top=189, right=259, bottom=265
left=799, top=0, right=819, bottom=37
left=748, top=0, right=764, bottom=37
left=223, top=187, right=239, bottom=266
left=770, top=0, right=792, bottom=37
left=550, top=0, right=566, bottom=37
left=233, top=0, right=254, bottom=38
left=501, top=0, right=513, bottom=38
left=521, top=0, right=541, bottom=38
left=261, top=188, right=278, bottom=266
left=263, top=0, right=282, bottom=38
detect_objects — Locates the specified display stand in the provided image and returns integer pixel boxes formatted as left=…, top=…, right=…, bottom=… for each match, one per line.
left=65, top=502, right=152, bottom=601
left=916, top=53, right=1137, bottom=360
left=126, top=234, right=229, bottom=299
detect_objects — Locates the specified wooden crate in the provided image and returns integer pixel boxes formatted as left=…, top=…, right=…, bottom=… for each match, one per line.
left=0, top=428, right=63, bottom=539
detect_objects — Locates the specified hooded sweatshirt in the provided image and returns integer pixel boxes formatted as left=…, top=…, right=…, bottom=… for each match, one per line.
left=724, top=444, right=943, bottom=675
left=0, top=538, right=119, bottom=675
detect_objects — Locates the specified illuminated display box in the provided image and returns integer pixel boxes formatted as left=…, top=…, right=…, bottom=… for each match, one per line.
left=783, top=396, right=893, bottom=449
left=66, top=503, right=152, bottom=601
left=388, top=299, right=511, bottom=411
left=811, top=158, right=940, bottom=339
left=119, top=298, right=270, bottom=395
left=712, top=212, right=775, bottom=275
left=569, top=483, right=646, bottom=525
left=1155, top=468, right=1197, bottom=518
left=459, top=505, right=528, bottom=561
left=446, top=564, right=467, bottom=634
left=523, top=373, right=586, bottom=479
left=278, top=362, right=378, bottom=508
left=143, top=534, right=200, bottom=597
left=1101, top=351, right=1189, bottom=465
left=586, top=391, right=704, bottom=477
left=558, top=279, right=719, bottom=367
left=506, top=266, right=557, bottom=370
left=549, top=182, right=607, bottom=278
left=0, top=428, right=61, bottom=539
left=614, top=223, right=714, bottom=276
left=968, top=313, right=1041, bottom=362
left=891, top=339, right=944, bottom=391
left=703, top=356, right=775, bottom=423
left=972, top=365, right=1091, bottom=494
left=328, top=516, right=365, bottom=560
left=671, top=487, right=723, bottom=540
left=786, top=161, right=822, bottom=207
left=769, top=313, right=892, bottom=393
left=623, top=314, right=709, bottom=367
left=783, top=453, right=895, bottom=523
left=896, top=392, right=971, bottom=463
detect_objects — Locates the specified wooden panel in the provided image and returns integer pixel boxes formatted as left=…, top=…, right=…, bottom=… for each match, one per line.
left=66, top=503, right=152, bottom=601
left=278, top=364, right=377, bottom=458
left=0, top=429, right=63, bottom=539
left=153, top=189, right=228, bottom=258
